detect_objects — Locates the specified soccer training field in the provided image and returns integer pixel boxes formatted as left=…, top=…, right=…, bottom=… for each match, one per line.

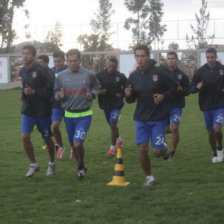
left=1, top=89, right=224, bottom=224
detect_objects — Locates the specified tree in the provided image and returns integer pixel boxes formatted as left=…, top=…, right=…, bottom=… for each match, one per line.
left=77, top=0, right=114, bottom=51
left=186, top=0, right=214, bottom=49
left=45, top=22, right=63, bottom=48
left=124, top=0, right=166, bottom=49
left=168, top=42, right=179, bottom=50
left=77, top=0, right=114, bottom=72
left=0, top=0, right=28, bottom=53
left=124, top=0, right=148, bottom=46
left=145, top=0, right=167, bottom=48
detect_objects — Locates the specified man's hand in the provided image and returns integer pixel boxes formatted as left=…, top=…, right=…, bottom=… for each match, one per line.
left=19, top=94, right=23, bottom=102
left=86, top=92, right=93, bottom=100
left=24, top=85, right=35, bottom=95
left=153, top=93, right=164, bottom=104
left=196, top=81, right=203, bottom=90
left=177, top=84, right=183, bottom=91
left=59, top=88, right=65, bottom=99
left=115, top=93, right=122, bottom=99
left=125, top=85, right=133, bottom=97
left=99, top=89, right=107, bottom=95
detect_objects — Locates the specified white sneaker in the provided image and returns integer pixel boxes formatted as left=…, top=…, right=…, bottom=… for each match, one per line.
left=26, top=164, right=40, bottom=177
left=212, top=156, right=223, bottom=163
left=143, top=176, right=155, bottom=187
left=46, top=163, right=55, bottom=176
left=217, top=149, right=223, bottom=162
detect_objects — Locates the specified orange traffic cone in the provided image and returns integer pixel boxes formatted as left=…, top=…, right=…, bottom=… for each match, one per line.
left=107, top=143, right=130, bottom=186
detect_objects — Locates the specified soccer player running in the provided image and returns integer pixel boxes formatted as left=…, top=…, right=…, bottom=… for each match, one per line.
left=51, top=51, right=69, bottom=160
left=125, top=44, right=176, bottom=186
left=54, top=49, right=101, bottom=180
left=96, top=56, right=127, bottom=156
left=20, top=45, right=55, bottom=177
left=190, top=48, right=224, bottom=163
left=160, top=51, right=189, bottom=160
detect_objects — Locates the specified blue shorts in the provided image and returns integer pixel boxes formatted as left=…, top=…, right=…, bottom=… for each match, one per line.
left=64, top=115, right=92, bottom=145
left=51, top=108, right=64, bottom=122
left=203, top=108, right=224, bottom=131
left=165, top=108, right=182, bottom=126
left=21, top=115, right=53, bottom=139
left=135, top=120, right=166, bottom=149
left=104, top=109, right=121, bottom=123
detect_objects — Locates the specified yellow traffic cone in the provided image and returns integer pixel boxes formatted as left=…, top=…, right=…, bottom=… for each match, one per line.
left=107, top=145, right=130, bottom=186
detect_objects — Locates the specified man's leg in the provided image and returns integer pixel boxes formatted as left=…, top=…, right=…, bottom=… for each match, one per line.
left=21, top=132, right=35, bottom=163
left=21, top=115, right=40, bottom=177
left=45, top=138, right=55, bottom=163
left=53, top=121, right=63, bottom=148
left=139, top=143, right=151, bottom=175
left=109, top=122, right=119, bottom=146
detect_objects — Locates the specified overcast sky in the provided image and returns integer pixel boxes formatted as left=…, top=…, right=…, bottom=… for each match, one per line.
left=14, top=0, right=224, bottom=50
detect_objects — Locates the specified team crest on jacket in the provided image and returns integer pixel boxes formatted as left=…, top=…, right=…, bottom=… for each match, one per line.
left=32, top=72, right=37, bottom=78
left=82, top=78, right=86, bottom=84
left=178, top=74, right=182, bottom=80
left=116, top=77, right=120, bottom=82
left=152, top=74, right=158, bottom=82
left=219, top=70, right=224, bottom=76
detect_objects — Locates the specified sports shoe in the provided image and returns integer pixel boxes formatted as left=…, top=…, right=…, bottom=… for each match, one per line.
left=42, top=144, right=47, bottom=150
left=117, top=137, right=124, bottom=148
left=217, top=149, right=223, bottom=162
left=143, top=176, right=155, bottom=187
left=70, top=149, right=75, bottom=159
left=57, top=147, right=65, bottom=160
left=212, top=155, right=223, bottom=163
left=46, top=163, right=55, bottom=176
left=77, top=166, right=87, bottom=180
left=26, top=164, right=40, bottom=177
left=168, top=151, right=175, bottom=161
left=163, top=148, right=170, bottom=160
left=107, top=148, right=115, bottom=157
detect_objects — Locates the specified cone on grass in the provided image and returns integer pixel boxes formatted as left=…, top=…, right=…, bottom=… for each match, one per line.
left=107, top=143, right=130, bottom=186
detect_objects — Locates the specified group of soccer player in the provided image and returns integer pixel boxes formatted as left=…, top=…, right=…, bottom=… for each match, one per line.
left=20, top=43, right=224, bottom=186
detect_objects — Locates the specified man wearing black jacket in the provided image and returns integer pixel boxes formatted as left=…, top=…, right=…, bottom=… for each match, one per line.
left=96, top=57, right=127, bottom=156
left=20, top=45, right=55, bottom=177
left=125, top=45, right=176, bottom=186
left=161, top=51, right=189, bottom=160
left=191, top=48, right=224, bottom=163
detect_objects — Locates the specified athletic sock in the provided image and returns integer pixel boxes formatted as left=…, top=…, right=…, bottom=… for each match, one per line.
left=117, top=137, right=122, bottom=142
left=110, top=145, right=115, bottom=151
left=49, top=161, right=55, bottom=166
left=213, top=152, right=217, bottom=157
left=78, top=163, right=85, bottom=170
left=30, top=163, right=39, bottom=167
left=217, top=145, right=223, bottom=151
left=146, top=174, right=153, bottom=180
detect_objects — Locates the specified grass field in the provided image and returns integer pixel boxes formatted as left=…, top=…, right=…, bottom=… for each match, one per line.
left=1, top=89, right=224, bottom=224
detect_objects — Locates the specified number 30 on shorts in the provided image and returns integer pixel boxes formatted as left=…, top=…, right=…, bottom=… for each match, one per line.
left=75, top=130, right=86, bottom=140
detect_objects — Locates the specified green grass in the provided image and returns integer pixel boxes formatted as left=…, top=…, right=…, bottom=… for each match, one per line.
left=1, top=89, right=224, bottom=224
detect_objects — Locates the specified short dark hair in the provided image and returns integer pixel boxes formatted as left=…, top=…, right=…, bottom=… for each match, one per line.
left=206, top=48, right=217, bottom=56
left=37, top=55, right=49, bottom=63
left=167, top=51, right=178, bottom=59
left=66, top=49, right=81, bottom=59
left=53, top=50, right=65, bottom=59
left=108, top=56, right=118, bottom=65
left=134, top=44, right=150, bottom=56
left=22, top=45, right=36, bottom=56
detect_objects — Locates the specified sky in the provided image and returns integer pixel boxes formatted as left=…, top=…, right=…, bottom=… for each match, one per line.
left=13, top=0, right=224, bottom=51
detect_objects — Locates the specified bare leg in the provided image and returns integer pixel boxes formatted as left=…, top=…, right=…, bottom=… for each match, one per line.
left=44, top=138, right=55, bottom=162
left=208, top=131, right=216, bottom=153
left=21, top=132, right=36, bottom=163
left=73, top=141, right=85, bottom=166
left=53, top=121, right=63, bottom=147
left=109, top=122, right=119, bottom=146
left=139, top=143, right=151, bottom=175
left=171, top=124, right=180, bottom=152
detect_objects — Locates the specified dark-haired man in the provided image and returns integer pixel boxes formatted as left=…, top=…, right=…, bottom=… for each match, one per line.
left=191, top=48, right=224, bottom=163
left=160, top=51, right=189, bottom=160
left=51, top=51, right=69, bottom=160
left=54, top=49, right=101, bottom=180
left=125, top=44, right=176, bottom=186
left=96, top=56, right=127, bottom=156
left=20, top=45, right=55, bottom=177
